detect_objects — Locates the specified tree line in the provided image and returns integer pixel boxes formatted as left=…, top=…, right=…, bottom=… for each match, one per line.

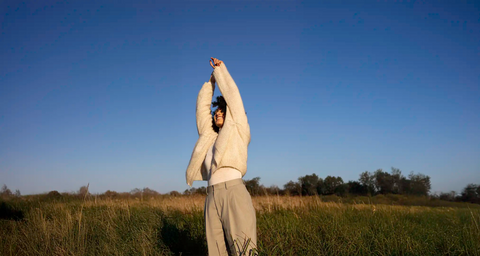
left=185, top=167, right=479, bottom=205
left=243, top=167, right=432, bottom=197
left=1, top=167, right=479, bottom=204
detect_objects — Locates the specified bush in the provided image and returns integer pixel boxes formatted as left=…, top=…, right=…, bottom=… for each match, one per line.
left=169, top=191, right=181, bottom=197
left=104, top=190, right=119, bottom=198
left=46, top=190, right=62, bottom=200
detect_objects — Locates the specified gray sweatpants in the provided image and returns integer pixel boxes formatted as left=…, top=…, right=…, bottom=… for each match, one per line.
left=205, top=178, right=257, bottom=256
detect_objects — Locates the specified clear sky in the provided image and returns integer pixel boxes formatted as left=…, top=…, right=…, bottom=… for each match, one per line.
left=1, top=0, right=479, bottom=195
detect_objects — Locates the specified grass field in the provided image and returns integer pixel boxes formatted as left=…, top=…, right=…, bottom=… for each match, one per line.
left=1, top=195, right=479, bottom=255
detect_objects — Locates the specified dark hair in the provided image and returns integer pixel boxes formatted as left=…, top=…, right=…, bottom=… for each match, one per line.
left=212, top=96, right=226, bottom=133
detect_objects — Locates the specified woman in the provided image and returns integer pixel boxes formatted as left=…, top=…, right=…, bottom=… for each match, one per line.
left=186, top=57, right=256, bottom=255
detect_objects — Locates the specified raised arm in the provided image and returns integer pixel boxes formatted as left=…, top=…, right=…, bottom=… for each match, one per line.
left=196, top=76, right=215, bottom=136
left=210, top=58, right=249, bottom=130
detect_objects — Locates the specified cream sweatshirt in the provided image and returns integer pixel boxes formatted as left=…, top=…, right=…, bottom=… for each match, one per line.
left=204, top=143, right=242, bottom=186
left=185, top=63, right=251, bottom=186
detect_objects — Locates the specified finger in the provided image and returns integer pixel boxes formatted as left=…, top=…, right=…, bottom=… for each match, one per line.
left=210, top=60, right=215, bottom=69
left=212, top=58, right=219, bottom=67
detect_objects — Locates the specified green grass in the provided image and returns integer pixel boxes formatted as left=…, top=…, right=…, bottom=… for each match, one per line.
left=1, top=196, right=479, bottom=255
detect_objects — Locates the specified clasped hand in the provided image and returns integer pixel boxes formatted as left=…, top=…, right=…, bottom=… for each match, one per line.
left=209, top=57, right=222, bottom=84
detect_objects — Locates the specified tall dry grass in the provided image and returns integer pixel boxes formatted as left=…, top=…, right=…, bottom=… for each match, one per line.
left=1, top=195, right=479, bottom=255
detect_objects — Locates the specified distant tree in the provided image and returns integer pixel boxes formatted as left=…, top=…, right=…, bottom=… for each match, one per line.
left=47, top=190, right=62, bottom=199
left=284, top=180, right=301, bottom=196
left=78, top=185, right=90, bottom=198
left=14, top=189, right=21, bottom=197
left=323, top=176, right=343, bottom=195
left=316, top=178, right=325, bottom=195
left=374, top=169, right=394, bottom=194
left=142, top=187, right=159, bottom=197
left=263, top=185, right=281, bottom=195
left=400, top=177, right=412, bottom=195
left=118, top=192, right=131, bottom=199
left=1, top=184, right=12, bottom=197
left=334, top=182, right=348, bottom=197
left=245, top=177, right=262, bottom=196
left=169, top=191, right=181, bottom=197
left=183, top=187, right=207, bottom=195
left=130, top=188, right=142, bottom=198
left=390, top=167, right=404, bottom=194
left=198, top=187, right=207, bottom=195
left=104, top=190, right=118, bottom=198
left=460, top=184, right=479, bottom=204
left=372, top=168, right=408, bottom=195
left=359, top=171, right=376, bottom=195
left=408, top=172, right=431, bottom=196
left=194, top=186, right=207, bottom=195
left=477, top=186, right=480, bottom=202
left=439, top=191, right=456, bottom=202
left=299, top=173, right=319, bottom=196
left=347, top=181, right=368, bottom=196
left=183, top=188, right=194, bottom=195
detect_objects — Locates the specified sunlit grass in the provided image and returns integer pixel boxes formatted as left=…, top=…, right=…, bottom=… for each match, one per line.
left=1, top=195, right=479, bottom=255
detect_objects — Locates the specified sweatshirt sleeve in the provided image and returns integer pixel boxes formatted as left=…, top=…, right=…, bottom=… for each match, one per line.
left=213, top=63, right=249, bottom=131
left=196, top=81, right=215, bottom=136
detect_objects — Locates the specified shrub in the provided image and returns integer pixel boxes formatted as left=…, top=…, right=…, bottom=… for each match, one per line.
left=46, top=190, right=62, bottom=200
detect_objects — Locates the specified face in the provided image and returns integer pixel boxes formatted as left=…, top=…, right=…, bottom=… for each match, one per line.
left=214, top=108, right=225, bottom=128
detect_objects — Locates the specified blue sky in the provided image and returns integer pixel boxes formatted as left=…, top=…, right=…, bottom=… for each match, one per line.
left=1, top=0, right=479, bottom=195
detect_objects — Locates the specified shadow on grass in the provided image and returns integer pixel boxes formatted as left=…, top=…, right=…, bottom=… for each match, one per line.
left=158, top=210, right=207, bottom=256
left=0, top=201, right=24, bottom=221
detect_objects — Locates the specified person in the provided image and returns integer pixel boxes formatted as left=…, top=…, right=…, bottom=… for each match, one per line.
left=186, top=57, right=256, bottom=255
